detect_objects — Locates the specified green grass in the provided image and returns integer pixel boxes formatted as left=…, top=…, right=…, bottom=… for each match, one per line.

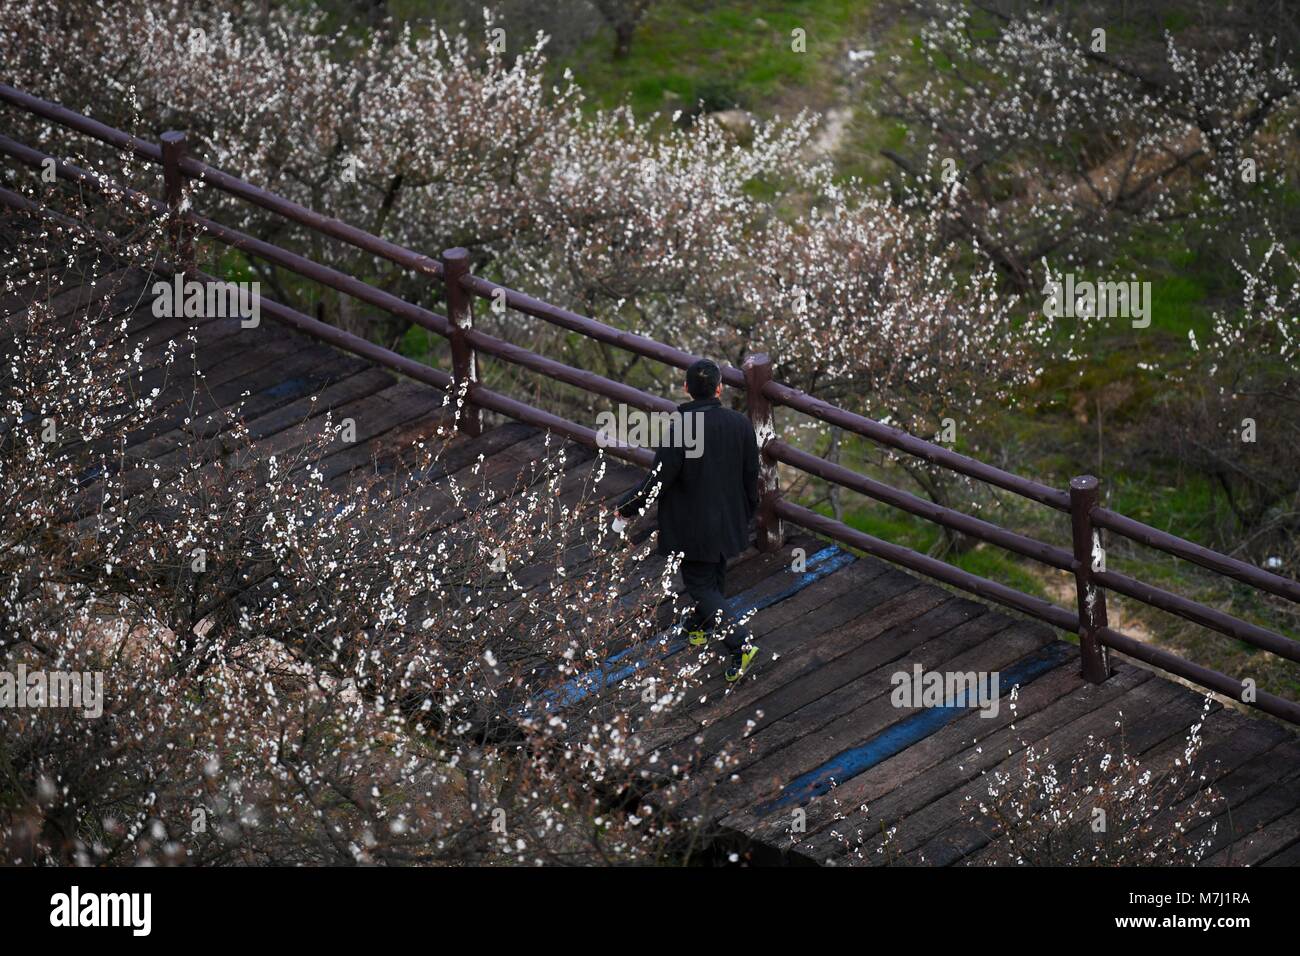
left=816, top=498, right=1050, bottom=602
left=954, top=546, right=1050, bottom=601
left=1145, top=274, right=1212, bottom=337
left=836, top=15, right=924, bottom=184
left=398, top=322, right=435, bottom=361
left=214, top=244, right=260, bottom=284
left=1107, top=471, right=1220, bottom=537
left=567, top=0, right=869, bottom=119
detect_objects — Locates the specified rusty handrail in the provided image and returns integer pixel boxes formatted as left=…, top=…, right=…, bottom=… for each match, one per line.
left=1093, top=506, right=1300, bottom=603
left=0, top=83, right=445, bottom=280
left=767, top=440, right=1075, bottom=570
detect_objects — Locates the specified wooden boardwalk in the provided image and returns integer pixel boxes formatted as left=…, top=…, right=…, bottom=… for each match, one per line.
left=6, top=250, right=1299, bottom=866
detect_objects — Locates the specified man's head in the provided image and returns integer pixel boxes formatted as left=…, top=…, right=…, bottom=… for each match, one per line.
left=685, top=359, right=722, bottom=400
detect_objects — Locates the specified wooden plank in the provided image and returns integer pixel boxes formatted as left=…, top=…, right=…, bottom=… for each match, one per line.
left=920, top=713, right=1230, bottom=868
left=154, top=344, right=353, bottom=430
left=870, top=676, right=1216, bottom=867
left=117, top=307, right=297, bottom=379
left=0, top=228, right=83, bottom=294
left=1180, top=735, right=1300, bottom=854
left=958, top=699, right=1249, bottom=866
left=232, top=428, right=601, bottom=616
left=635, top=576, right=954, bottom=759
left=125, top=317, right=264, bottom=391
left=385, top=431, right=553, bottom=527
left=323, top=404, right=461, bottom=491
left=559, top=534, right=831, bottom=662
left=441, top=453, right=650, bottom=635
left=1259, top=834, right=1300, bottom=866
left=633, top=589, right=978, bottom=795
left=750, top=553, right=894, bottom=638
left=735, top=648, right=1090, bottom=849
left=685, top=596, right=1005, bottom=766
left=374, top=420, right=537, bottom=495
left=586, top=556, right=900, bottom=754
left=0, top=280, right=140, bottom=436
left=671, top=611, right=1044, bottom=822
left=793, top=662, right=1158, bottom=864
left=491, top=494, right=806, bottom=717
left=220, top=421, right=540, bottom=613
left=592, top=556, right=904, bottom=728
left=113, top=307, right=240, bottom=360
left=0, top=238, right=86, bottom=284
left=1, top=269, right=151, bottom=377
left=1, top=264, right=146, bottom=324
left=105, top=274, right=293, bottom=358
left=79, top=337, right=357, bottom=458
left=31, top=302, right=295, bottom=421
left=960, top=703, right=1291, bottom=866
left=0, top=242, right=99, bottom=295
left=917, top=676, right=1220, bottom=866
left=68, top=366, right=396, bottom=523
left=707, top=617, right=1055, bottom=812
left=303, top=382, right=450, bottom=484
left=393, top=431, right=594, bottom=535
left=216, top=367, right=396, bottom=449
left=1123, top=708, right=1293, bottom=857
left=1193, top=738, right=1300, bottom=865
left=571, top=536, right=845, bottom=684
left=83, top=347, right=365, bottom=468
left=10, top=313, right=271, bottom=445
left=1207, top=804, right=1300, bottom=867
left=521, top=542, right=861, bottom=736
left=492, top=460, right=648, bottom=593
left=232, top=376, right=412, bottom=467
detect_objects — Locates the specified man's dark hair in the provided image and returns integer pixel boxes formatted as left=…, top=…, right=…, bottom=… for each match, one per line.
left=686, top=359, right=721, bottom=399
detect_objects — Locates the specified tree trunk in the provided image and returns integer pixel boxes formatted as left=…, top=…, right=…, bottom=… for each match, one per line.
left=613, top=22, right=635, bottom=60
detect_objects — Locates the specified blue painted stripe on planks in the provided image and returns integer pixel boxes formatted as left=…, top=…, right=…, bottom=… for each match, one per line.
left=754, top=641, right=1074, bottom=815
left=521, top=545, right=856, bottom=718
left=263, top=377, right=312, bottom=399
left=75, top=463, right=107, bottom=487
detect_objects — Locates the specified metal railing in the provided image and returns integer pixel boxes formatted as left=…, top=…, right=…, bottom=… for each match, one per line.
left=3, top=81, right=1297, bottom=723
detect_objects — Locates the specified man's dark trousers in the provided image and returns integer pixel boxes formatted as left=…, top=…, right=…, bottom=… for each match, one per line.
left=680, top=556, right=750, bottom=652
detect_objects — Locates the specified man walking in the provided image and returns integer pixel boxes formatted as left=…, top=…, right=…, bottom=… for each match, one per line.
left=612, top=359, right=761, bottom=682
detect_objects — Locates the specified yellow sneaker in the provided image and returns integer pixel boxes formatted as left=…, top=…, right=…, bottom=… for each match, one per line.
left=725, top=644, right=759, bottom=682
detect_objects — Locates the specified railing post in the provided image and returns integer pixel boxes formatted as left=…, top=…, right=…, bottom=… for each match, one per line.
left=743, top=352, right=783, bottom=552
left=440, top=247, right=480, bottom=437
left=159, top=131, right=194, bottom=273
left=1070, top=475, right=1111, bottom=683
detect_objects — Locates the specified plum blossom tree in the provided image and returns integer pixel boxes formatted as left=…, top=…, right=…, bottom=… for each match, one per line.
left=859, top=0, right=1298, bottom=559
left=0, top=0, right=1031, bottom=459
left=872, top=0, right=1299, bottom=294
left=0, top=183, right=721, bottom=865
left=1155, top=237, right=1300, bottom=574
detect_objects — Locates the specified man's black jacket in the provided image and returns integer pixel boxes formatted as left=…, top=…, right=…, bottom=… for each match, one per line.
left=616, top=397, right=759, bottom=562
